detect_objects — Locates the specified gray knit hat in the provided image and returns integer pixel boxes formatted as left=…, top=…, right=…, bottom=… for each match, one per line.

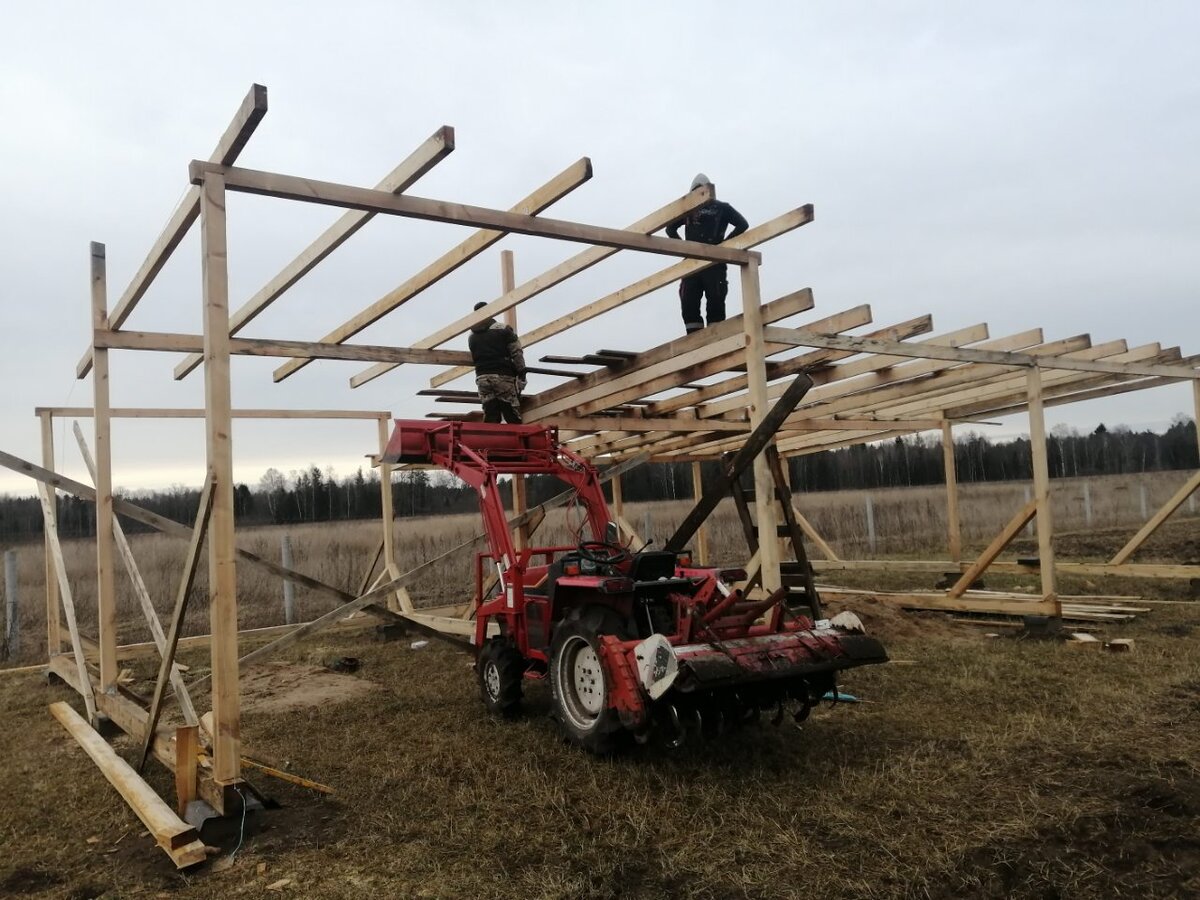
left=690, top=172, right=712, bottom=190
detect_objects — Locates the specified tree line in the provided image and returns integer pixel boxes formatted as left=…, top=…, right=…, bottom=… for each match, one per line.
left=0, top=417, right=1194, bottom=543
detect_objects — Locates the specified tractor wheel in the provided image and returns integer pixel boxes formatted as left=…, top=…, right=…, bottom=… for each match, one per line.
left=549, top=606, right=631, bottom=754
left=477, top=639, right=524, bottom=716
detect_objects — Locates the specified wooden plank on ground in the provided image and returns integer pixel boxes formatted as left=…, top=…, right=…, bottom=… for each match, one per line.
left=50, top=701, right=207, bottom=868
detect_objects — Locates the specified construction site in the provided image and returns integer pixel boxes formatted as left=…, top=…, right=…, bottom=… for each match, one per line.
left=2, top=73, right=1199, bottom=900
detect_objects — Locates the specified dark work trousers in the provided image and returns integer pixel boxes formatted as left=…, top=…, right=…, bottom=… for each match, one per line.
left=482, top=397, right=523, bottom=423
left=679, top=264, right=729, bottom=333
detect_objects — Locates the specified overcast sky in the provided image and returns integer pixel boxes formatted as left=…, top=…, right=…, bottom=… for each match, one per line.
left=1, top=2, right=1197, bottom=495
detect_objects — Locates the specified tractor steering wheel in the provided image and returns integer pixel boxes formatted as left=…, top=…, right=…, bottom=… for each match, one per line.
left=576, top=540, right=632, bottom=567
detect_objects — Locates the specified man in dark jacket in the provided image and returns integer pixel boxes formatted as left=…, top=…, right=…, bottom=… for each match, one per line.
left=468, top=301, right=527, bottom=423
left=666, top=173, right=749, bottom=334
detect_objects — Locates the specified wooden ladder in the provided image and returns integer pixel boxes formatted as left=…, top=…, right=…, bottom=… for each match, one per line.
left=726, top=445, right=822, bottom=620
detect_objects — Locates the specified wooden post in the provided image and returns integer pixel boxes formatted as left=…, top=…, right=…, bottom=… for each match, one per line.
left=1139, top=483, right=1149, bottom=520
left=90, top=242, right=118, bottom=692
left=4, top=550, right=17, bottom=660
left=1023, top=484, right=1034, bottom=536
left=864, top=495, right=876, bottom=555
left=740, top=258, right=781, bottom=592
left=942, top=421, right=961, bottom=562
left=1194, top=380, right=1200, bottom=462
left=501, top=250, right=529, bottom=550
left=39, top=411, right=61, bottom=658
left=281, top=534, right=296, bottom=624
left=1083, top=482, right=1093, bottom=527
left=199, top=172, right=242, bottom=786
left=1026, top=367, right=1058, bottom=606
left=376, top=416, right=400, bottom=612
left=691, top=461, right=709, bottom=564
left=612, top=472, right=625, bottom=520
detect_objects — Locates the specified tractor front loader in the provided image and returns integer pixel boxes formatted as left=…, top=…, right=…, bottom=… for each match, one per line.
left=382, top=419, right=887, bottom=753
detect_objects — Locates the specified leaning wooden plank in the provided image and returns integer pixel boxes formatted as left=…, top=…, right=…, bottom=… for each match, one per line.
left=192, top=160, right=754, bottom=265
left=665, top=375, right=813, bottom=552
left=353, top=186, right=715, bottom=387
left=422, top=206, right=814, bottom=390
left=72, top=423, right=198, bottom=726
left=77, top=84, right=268, bottom=378
left=1110, top=469, right=1200, bottom=565
left=273, top=157, right=594, bottom=383
left=174, top=126, right=456, bottom=380
left=139, top=474, right=215, bottom=771
left=947, top=498, right=1039, bottom=598
left=37, top=484, right=96, bottom=722
left=50, top=702, right=207, bottom=867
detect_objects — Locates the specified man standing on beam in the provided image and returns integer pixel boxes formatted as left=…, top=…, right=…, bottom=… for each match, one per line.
left=666, top=173, right=749, bottom=335
left=468, top=301, right=527, bottom=423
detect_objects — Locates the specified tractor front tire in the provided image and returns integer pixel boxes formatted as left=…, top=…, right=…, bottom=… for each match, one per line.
left=549, top=606, right=631, bottom=754
left=477, top=639, right=524, bottom=716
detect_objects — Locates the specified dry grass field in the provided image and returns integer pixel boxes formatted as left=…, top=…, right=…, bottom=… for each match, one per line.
left=0, top=473, right=1198, bottom=898
left=2, top=469, right=1198, bottom=667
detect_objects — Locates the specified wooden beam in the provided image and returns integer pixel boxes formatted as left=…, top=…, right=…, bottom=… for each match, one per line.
left=942, top=421, right=961, bottom=563
left=691, top=461, right=709, bottom=564
left=1027, top=367, right=1058, bottom=604
left=98, top=329, right=473, bottom=365
left=192, top=160, right=756, bottom=266
left=40, top=406, right=390, bottom=420
left=39, top=411, right=61, bottom=658
left=37, top=484, right=97, bottom=722
left=89, top=242, right=118, bottom=692
left=353, top=185, right=715, bottom=388
left=790, top=501, right=839, bottom=561
left=948, top=498, right=1038, bottom=598
left=763, top=327, right=1200, bottom=380
left=272, top=157, right=593, bottom=383
left=174, top=126, right=456, bottom=380
left=50, top=702, right=207, bottom=868
left=139, top=474, right=214, bottom=771
left=77, top=84, right=268, bottom=378
left=72, top=423, right=198, bottom=726
left=741, top=260, right=781, bottom=591
left=377, top=418, right=399, bottom=611
left=1110, top=469, right=1200, bottom=565
left=199, top=172, right=241, bottom=785
left=421, top=207, right=814, bottom=390
left=543, top=414, right=746, bottom=433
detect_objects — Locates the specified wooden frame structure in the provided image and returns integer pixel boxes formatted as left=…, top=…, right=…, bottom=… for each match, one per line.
left=6, top=82, right=1199, bottom=866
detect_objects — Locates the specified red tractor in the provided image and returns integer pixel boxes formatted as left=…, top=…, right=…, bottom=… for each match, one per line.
left=383, top=420, right=887, bottom=752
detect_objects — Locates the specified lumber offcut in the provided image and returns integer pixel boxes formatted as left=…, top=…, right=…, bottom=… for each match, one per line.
left=49, top=701, right=207, bottom=868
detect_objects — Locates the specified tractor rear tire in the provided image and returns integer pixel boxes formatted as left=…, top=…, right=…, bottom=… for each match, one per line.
left=549, top=606, right=632, bottom=754
left=477, top=639, right=524, bottom=716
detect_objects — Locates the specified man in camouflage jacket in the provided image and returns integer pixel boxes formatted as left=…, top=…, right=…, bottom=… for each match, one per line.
left=468, top=302, right=527, bottom=423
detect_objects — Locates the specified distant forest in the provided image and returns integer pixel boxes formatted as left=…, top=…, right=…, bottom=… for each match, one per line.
left=0, top=417, right=1195, bottom=543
